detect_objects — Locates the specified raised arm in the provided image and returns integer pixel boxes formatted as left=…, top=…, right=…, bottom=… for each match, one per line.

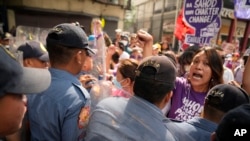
left=136, top=30, right=153, bottom=58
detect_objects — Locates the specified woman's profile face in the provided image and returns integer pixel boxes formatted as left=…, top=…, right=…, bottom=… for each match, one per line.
left=188, top=51, right=212, bottom=91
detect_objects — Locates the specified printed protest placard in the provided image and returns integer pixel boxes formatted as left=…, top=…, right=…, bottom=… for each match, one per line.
left=185, top=17, right=221, bottom=45
left=234, top=0, right=250, bottom=20
left=183, top=0, right=223, bottom=45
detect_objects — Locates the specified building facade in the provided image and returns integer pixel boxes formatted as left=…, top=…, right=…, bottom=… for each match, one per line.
left=133, top=0, right=250, bottom=52
left=0, top=0, right=130, bottom=39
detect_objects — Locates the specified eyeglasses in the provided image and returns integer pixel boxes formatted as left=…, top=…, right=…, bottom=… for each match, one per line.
left=85, top=49, right=92, bottom=57
left=130, top=55, right=142, bottom=60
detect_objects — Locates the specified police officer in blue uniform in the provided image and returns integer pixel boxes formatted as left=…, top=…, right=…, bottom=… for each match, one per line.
left=28, top=23, right=95, bottom=141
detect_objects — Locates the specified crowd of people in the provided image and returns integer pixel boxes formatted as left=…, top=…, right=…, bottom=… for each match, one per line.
left=0, top=18, right=250, bottom=141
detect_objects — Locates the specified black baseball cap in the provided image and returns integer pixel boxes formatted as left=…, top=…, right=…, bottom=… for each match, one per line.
left=135, top=56, right=176, bottom=89
left=206, top=84, right=250, bottom=112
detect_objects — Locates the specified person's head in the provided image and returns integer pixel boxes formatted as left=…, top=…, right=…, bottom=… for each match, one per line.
left=120, top=34, right=129, bottom=43
left=130, top=46, right=143, bottom=62
left=211, top=104, right=250, bottom=141
left=0, top=47, right=51, bottom=136
left=223, top=43, right=235, bottom=55
left=152, top=43, right=161, bottom=56
left=46, top=23, right=95, bottom=75
left=134, top=56, right=176, bottom=108
left=203, top=84, right=250, bottom=123
left=188, top=46, right=224, bottom=92
left=185, top=44, right=200, bottom=53
left=130, top=33, right=137, bottom=46
left=115, top=29, right=122, bottom=39
left=232, top=52, right=240, bottom=61
left=17, top=40, right=49, bottom=68
left=114, top=59, right=139, bottom=93
left=116, top=40, right=127, bottom=55
left=161, top=50, right=178, bottom=68
left=160, top=40, right=169, bottom=51
left=214, top=46, right=226, bottom=64
left=178, top=51, right=196, bottom=75
left=111, top=51, right=120, bottom=65
left=0, top=32, right=12, bottom=47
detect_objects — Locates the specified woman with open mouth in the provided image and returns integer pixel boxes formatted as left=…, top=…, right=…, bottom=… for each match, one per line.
left=167, top=46, right=224, bottom=121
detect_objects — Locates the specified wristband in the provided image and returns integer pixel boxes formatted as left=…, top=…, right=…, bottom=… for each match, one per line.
left=96, top=33, right=102, bottom=40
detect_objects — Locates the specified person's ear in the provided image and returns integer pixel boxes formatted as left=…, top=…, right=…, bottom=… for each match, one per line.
left=158, top=91, right=173, bottom=109
left=124, top=78, right=132, bottom=85
left=76, top=51, right=83, bottom=65
left=23, top=58, right=33, bottom=67
left=164, top=91, right=173, bottom=104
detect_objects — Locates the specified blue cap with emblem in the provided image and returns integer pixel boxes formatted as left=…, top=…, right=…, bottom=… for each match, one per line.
left=46, top=23, right=96, bottom=55
left=17, top=40, right=49, bottom=62
left=0, top=47, right=51, bottom=96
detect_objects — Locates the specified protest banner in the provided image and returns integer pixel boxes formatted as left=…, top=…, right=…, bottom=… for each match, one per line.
left=183, top=0, right=223, bottom=45
left=234, top=0, right=250, bottom=20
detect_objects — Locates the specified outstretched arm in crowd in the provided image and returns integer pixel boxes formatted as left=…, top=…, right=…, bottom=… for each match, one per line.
left=242, top=56, right=250, bottom=95
left=91, top=18, right=106, bottom=77
left=105, top=44, right=116, bottom=74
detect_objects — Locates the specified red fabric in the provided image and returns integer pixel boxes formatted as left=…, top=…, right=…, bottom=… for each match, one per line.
left=181, top=43, right=190, bottom=50
left=174, top=8, right=195, bottom=45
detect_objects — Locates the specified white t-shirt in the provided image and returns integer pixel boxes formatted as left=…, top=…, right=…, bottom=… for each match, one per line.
left=223, top=66, right=234, bottom=83
left=119, top=51, right=130, bottom=60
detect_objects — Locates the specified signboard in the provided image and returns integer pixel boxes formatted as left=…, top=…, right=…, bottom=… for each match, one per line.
left=185, top=17, right=221, bottom=45
left=183, top=0, right=223, bottom=45
left=234, top=0, right=250, bottom=20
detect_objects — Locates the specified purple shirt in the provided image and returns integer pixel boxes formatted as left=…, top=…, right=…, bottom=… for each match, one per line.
left=167, top=77, right=207, bottom=121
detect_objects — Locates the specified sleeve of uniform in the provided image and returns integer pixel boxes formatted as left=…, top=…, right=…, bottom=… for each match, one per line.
left=60, top=84, right=90, bottom=141
left=84, top=108, right=122, bottom=141
left=61, top=104, right=80, bottom=141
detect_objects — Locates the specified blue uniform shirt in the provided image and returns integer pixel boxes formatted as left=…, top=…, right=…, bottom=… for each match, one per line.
left=85, top=96, right=195, bottom=141
left=28, top=68, right=90, bottom=141
left=173, top=117, right=217, bottom=141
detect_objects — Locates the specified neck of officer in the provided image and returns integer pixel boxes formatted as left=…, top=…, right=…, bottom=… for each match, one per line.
left=201, top=105, right=225, bottom=124
left=51, top=62, right=81, bottom=75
